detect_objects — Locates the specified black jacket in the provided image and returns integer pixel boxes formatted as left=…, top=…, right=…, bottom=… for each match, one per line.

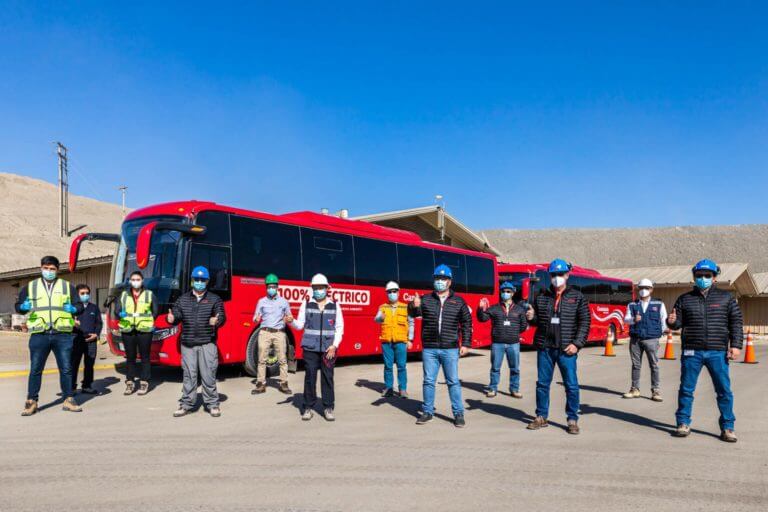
left=169, top=291, right=226, bottom=346
left=477, top=301, right=527, bottom=344
left=529, top=287, right=591, bottom=349
left=667, top=286, right=743, bottom=350
left=75, top=302, right=103, bottom=341
left=409, top=290, right=472, bottom=349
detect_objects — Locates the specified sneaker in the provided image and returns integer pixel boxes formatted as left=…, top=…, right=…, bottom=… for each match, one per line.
left=415, top=412, right=434, bottom=425
left=398, top=390, right=408, bottom=399
left=526, top=416, right=548, bottom=430
left=209, top=406, right=221, bottom=418
left=454, top=414, right=466, bottom=428
left=137, top=381, right=149, bottom=396
left=81, top=387, right=99, bottom=395
left=651, top=390, right=663, bottom=402
left=485, top=389, right=497, bottom=398
left=381, top=388, right=394, bottom=398
left=622, top=388, right=641, bottom=399
left=62, top=397, right=82, bottom=413
left=673, top=424, right=691, bottom=437
left=323, top=408, right=335, bottom=422
left=301, top=409, right=314, bottom=421
left=173, top=407, right=190, bottom=418
left=567, top=420, right=580, bottom=435
left=720, top=429, right=738, bottom=443
left=510, top=391, right=523, bottom=399
left=124, top=381, right=135, bottom=396
left=21, top=399, right=38, bottom=417
left=251, top=382, right=267, bottom=395
left=278, top=382, right=292, bottom=395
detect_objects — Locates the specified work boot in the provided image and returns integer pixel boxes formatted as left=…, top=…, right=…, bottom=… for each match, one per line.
left=510, top=390, right=523, bottom=399
left=526, top=416, right=548, bottom=430
left=301, top=409, right=314, bottom=421
left=398, top=389, right=408, bottom=399
left=651, top=390, right=663, bottom=402
left=62, top=397, right=82, bottom=413
left=21, top=400, right=38, bottom=417
left=454, top=414, right=466, bottom=428
left=415, top=412, right=433, bottom=425
left=124, top=381, right=135, bottom=396
left=208, top=406, right=221, bottom=418
left=485, top=389, right=497, bottom=398
left=720, top=430, right=738, bottom=443
left=673, top=424, right=691, bottom=437
left=137, top=381, right=149, bottom=396
left=323, top=408, right=335, bottom=422
left=173, top=407, right=189, bottom=418
left=278, top=382, right=292, bottom=395
left=567, top=420, right=580, bottom=435
left=622, top=387, right=641, bottom=399
left=381, top=388, right=394, bottom=398
left=251, top=382, right=266, bottom=395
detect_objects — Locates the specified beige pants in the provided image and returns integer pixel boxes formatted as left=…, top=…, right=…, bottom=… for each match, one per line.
left=257, top=330, right=288, bottom=384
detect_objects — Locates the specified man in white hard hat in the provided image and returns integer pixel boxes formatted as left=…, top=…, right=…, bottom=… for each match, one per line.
left=291, top=274, right=344, bottom=421
left=623, top=278, right=667, bottom=401
left=374, top=281, right=414, bottom=398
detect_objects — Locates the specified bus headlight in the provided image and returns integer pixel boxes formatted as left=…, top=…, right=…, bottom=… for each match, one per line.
left=153, top=326, right=179, bottom=342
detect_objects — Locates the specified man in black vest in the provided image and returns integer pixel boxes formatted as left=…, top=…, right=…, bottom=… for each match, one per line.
left=623, top=278, right=667, bottom=402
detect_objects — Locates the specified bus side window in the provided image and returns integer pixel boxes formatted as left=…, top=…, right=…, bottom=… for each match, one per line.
left=301, top=228, right=354, bottom=285
left=435, top=251, right=467, bottom=292
left=466, top=255, right=495, bottom=295
left=190, top=243, right=232, bottom=301
left=354, top=237, right=398, bottom=287
left=397, top=244, right=435, bottom=290
left=231, top=216, right=302, bottom=280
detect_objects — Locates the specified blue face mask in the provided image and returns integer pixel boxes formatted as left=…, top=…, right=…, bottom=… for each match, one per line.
left=192, top=280, right=207, bottom=292
left=266, top=287, right=278, bottom=297
left=695, top=277, right=713, bottom=290
left=434, top=279, right=448, bottom=292
left=79, top=294, right=90, bottom=303
left=313, top=288, right=327, bottom=301
left=500, top=292, right=512, bottom=301
left=387, top=291, right=399, bottom=302
left=42, top=269, right=57, bottom=281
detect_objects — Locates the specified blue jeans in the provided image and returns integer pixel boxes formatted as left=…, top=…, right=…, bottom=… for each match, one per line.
left=422, top=348, right=464, bottom=416
left=676, top=350, right=735, bottom=430
left=382, top=342, right=408, bottom=391
left=535, top=348, right=579, bottom=421
left=28, top=332, right=74, bottom=401
left=489, top=342, right=521, bottom=392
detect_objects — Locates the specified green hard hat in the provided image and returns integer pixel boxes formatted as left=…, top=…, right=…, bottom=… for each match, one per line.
left=265, top=273, right=279, bottom=285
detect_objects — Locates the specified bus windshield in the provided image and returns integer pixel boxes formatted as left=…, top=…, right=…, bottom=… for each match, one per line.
left=112, top=216, right=186, bottom=306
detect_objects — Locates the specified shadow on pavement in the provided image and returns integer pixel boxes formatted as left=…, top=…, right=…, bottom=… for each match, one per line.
left=557, top=381, right=625, bottom=397
left=465, top=398, right=534, bottom=425
left=579, top=403, right=720, bottom=439
left=355, top=378, right=422, bottom=418
left=75, top=376, right=121, bottom=404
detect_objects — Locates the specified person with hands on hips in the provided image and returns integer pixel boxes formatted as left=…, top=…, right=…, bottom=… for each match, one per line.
left=374, top=281, right=414, bottom=398
left=525, top=259, right=591, bottom=435
left=290, top=274, right=344, bottom=422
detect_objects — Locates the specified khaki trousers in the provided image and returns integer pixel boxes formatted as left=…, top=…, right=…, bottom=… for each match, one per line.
left=257, top=330, right=288, bottom=384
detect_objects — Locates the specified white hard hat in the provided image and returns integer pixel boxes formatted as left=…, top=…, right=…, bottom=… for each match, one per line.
left=385, top=281, right=399, bottom=291
left=638, top=278, right=654, bottom=288
left=310, top=273, right=330, bottom=287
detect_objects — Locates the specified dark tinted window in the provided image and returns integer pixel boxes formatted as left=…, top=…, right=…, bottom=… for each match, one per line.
left=301, top=228, right=354, bottom=284
left=579, top=277, right=598, bottom=302
left=190, top=243, right=232, bottom=300
left=568, top=276, right=586, bottom=292
left=434, top=250, right=467, bottom=292
left=354, top=237, right=398, bottom=287
left=231, top=216, right=302, bottom=280
left=611, top=282, right=633, bottom=305
left=397, top=244, right=434, bottom=290
left=594, top=280, right=612, bottom=303
left=195, top=211, right=231, bottom=246
left=466, top=255, right=495, bottom=295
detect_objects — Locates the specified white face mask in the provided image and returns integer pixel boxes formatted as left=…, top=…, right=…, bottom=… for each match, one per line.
left=551, top=276, right=566, bottom=288
left=638, top=289, right=651, bottom=298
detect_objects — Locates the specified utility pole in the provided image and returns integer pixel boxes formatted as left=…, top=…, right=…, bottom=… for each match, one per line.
left=56, top=142, right=69, bottom=237
left=117, top=185, right=128, bottom=215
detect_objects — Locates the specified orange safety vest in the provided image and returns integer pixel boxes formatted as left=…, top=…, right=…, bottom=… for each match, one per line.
left=379, top=302, right=409, bottom=343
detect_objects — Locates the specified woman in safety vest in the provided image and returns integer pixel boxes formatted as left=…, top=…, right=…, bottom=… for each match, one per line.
left=114, top=271, right=158, bottom=395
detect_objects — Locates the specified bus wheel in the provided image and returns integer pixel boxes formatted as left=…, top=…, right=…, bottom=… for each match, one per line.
left=244, top=329, right=297, bottom=378
left=243, top=329, right=260, bottom=377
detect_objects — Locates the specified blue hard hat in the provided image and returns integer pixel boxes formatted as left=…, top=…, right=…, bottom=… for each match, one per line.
left=500, top=281, right=517, bottom=292
left=191, top=266, right=210, bottom=279
left=692, top=259, right=720, bottom=275
left=433, top=264, right=453, bottom=279
left=548, top=259, right=572, bottom=274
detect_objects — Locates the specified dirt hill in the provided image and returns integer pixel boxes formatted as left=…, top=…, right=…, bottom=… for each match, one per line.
left=0, top=173, right=126, bottom=273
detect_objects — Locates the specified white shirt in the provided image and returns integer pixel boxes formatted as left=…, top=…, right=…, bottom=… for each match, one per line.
left=625, top=298, right=668, bottom=327
left=437, top=293, right=449, bottom=333
left=291, top=299, right=344, bottom=348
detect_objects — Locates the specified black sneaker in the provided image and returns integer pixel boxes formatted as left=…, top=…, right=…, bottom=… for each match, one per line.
left=381, top=388, right=394, bottom=398
left=454, top=414, right=466, bottom=428
left=415, top=412, right=434, bottom=425
left=81, top=387, right=99, bottom=395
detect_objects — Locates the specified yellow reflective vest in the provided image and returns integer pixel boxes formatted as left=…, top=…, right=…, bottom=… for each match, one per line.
left=378, top=302, right=409, bottom=343
left=118, top=290, right=155, bottom=333
left=26, top=278, right=75, bottom=334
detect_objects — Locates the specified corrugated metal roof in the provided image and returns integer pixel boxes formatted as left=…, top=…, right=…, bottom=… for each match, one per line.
left=0, top=255, right=112, bottom=281
left=753, top=272, right=768, bottom=295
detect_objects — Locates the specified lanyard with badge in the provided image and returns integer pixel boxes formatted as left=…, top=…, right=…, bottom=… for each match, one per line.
left=551, top=295, right=562, bottom=325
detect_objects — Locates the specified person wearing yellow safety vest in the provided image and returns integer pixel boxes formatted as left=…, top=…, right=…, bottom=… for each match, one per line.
left=114, top=271, right=158, bottom=396
left=15, top=255, right=84, bottom=416
left=374, top=281, right=414, bottom=398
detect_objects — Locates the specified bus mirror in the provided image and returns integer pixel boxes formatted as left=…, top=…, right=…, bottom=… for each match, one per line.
left=135, top=221, right=207, bottom=270
left=69, top=233, right=120, bottom=272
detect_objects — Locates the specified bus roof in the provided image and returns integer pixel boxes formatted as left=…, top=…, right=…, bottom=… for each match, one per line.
left=498, top=262, right=631, bottom=283
left=124, top=200, right=496, bottom=259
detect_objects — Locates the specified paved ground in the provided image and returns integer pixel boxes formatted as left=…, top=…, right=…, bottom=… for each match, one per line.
left=0, top=343, right=766, bottom=512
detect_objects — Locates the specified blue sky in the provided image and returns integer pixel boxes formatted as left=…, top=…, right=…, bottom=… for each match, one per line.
left=1, top=1, right=766, bottom=229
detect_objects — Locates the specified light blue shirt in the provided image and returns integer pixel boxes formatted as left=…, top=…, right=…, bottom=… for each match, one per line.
left=253, top=295, right=291, bottom=329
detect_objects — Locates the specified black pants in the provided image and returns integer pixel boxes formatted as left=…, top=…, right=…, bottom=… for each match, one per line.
left=303, top=350, right=335, bottom=410
left=123, top=331, right=152, bottom=382
left=71, top=336, right=97, bottom=389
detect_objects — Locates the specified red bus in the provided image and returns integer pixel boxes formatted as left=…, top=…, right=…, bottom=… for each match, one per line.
left=498, top=263, right=634, bottom=346
left=69, top=201, right=498, bottom=375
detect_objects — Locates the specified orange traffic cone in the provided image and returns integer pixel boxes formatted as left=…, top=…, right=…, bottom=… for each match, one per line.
left=662, top=332, right=676, bottom=360
left=603, top=329, right=616, bottom=357
left=742, top=329, right=758, bottom=364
